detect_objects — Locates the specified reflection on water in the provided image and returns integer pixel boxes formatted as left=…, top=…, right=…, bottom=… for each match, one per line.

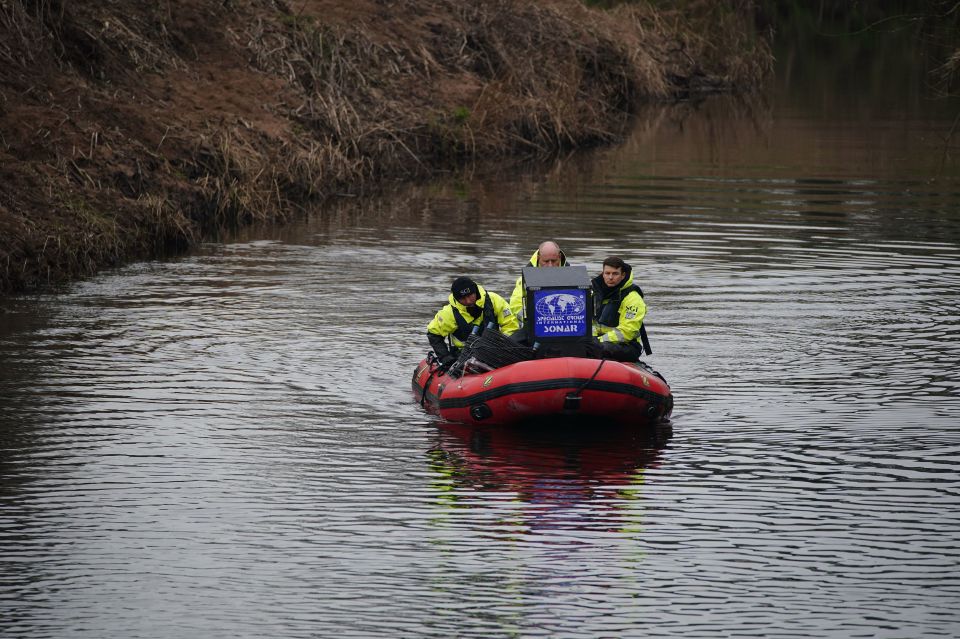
left=3, top=42, right=960, bottom=639
left=428, top=423, right=671, bottom=536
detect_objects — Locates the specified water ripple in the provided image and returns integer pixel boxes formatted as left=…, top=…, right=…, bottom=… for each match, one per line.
left=4, top=98, right=960, bottom=638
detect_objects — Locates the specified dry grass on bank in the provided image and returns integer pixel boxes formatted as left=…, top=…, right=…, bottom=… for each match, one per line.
left=0, top=0, right=772, bottom=294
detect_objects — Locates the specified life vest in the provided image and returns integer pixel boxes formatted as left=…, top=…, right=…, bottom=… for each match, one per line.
left=595, top=284, right=644, bottom=328
left=451, top=296, right=497, bottom=342
left=594, top=282, right=652, bottom=355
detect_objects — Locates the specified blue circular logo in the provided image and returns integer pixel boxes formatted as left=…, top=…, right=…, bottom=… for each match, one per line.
left=536, top=293, right=585, bottom=317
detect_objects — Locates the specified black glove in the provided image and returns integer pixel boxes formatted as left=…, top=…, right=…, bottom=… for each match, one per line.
left=428, top=332, right=454, bottom=368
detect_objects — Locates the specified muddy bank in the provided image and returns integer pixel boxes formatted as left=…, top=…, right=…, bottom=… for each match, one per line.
left=0, top=0, right=772, bottom=294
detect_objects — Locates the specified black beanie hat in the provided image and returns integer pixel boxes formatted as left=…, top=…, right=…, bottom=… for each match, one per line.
left=451, top=276, right=478, bottom=299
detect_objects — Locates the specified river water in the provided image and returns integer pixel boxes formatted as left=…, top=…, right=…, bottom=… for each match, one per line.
left=3, top=37, right=960, bottom=639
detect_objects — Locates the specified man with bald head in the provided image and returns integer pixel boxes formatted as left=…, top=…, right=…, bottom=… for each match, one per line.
left=508, top=240, right=567, bottom=327
left=533, top=241, right=564, bottom=267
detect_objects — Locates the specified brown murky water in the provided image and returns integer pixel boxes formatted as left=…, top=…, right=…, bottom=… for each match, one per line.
left=3, top=36, right=960, bottom=639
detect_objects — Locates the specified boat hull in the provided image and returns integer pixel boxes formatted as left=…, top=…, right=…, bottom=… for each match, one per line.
left=412, top=356, right=673, bottom=427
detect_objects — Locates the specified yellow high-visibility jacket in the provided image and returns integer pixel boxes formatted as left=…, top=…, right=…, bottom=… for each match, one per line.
left=427, top=285, right=518, bottom=348
left=592, top=270, right=646, bottom=344
left=508, top=248, right=568, bottom=326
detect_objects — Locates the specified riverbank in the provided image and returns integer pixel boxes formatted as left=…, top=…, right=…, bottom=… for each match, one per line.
left=0, top=0, right=772, bottom=294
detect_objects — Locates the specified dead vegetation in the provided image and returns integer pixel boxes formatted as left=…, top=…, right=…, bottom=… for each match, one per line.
left=0, top=0, right=772, bottom=294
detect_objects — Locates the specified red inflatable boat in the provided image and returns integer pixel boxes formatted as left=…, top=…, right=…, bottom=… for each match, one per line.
left=412, top=356, right=673, bottom=428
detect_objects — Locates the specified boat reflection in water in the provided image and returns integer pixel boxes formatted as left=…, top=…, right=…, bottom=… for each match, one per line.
left=425, top=420, right=672, bottom=536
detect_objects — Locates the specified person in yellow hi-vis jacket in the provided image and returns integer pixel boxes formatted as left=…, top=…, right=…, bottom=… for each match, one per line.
left=591, top=256, right=651, bottom=362
left=508, top=241, right=567, bottom=328
left=427, top=276, right=518, bottom=369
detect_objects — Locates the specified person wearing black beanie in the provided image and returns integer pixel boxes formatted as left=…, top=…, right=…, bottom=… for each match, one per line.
left=450, top=277, right=479, bottom=301
left=426, top=276, right=518, bottom=370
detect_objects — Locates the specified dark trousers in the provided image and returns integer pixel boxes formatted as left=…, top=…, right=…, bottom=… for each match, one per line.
left=600, top=340, right=642, bottom=362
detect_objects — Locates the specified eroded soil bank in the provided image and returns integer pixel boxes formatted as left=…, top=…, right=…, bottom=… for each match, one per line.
left=0, top=0, right=771, bottom=294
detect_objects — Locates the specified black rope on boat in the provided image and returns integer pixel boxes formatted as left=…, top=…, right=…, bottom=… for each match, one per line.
left=447, top=328, right=536, bottom=378
left=419, top=353, right=440, bottom=407
left=420, top=369, right=437, bottom=407
left=564, top=358, right=607, bottom=410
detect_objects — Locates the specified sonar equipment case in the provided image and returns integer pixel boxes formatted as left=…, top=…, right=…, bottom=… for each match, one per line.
left=521, top=265, right=599, bottom=358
